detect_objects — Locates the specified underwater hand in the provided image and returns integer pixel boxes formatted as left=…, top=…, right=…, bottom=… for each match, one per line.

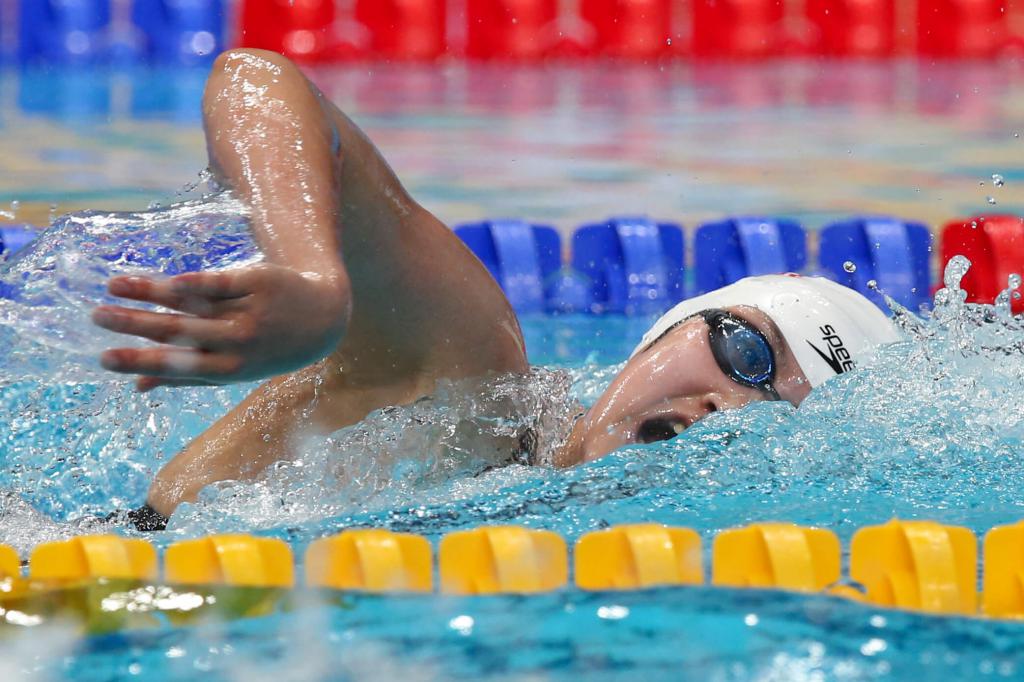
left=92, top=264, right=351, bottom=391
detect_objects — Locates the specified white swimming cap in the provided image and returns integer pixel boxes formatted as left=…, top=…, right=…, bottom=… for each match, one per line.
left=632, top=274, right=900, bottom=388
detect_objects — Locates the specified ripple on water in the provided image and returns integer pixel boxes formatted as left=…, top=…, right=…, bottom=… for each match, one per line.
left=3, top=202, right=1024, bottom=679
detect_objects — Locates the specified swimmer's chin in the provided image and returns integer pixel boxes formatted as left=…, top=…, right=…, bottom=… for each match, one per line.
left=552, top=413, right=590, bottom=467
left=553, top=410, right=695, bottom=466
left=553, top=410, right=642, bottom=466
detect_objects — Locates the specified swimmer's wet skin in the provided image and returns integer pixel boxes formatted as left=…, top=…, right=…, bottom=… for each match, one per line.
left=558, top=275, right=900, bottom=465
left=93, top=48, right=527, bottom=527
left=90, top=50, right=898, bottom=531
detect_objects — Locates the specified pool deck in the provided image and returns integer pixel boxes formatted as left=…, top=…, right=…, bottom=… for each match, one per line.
left=1, top=61, right=1023, bottom=235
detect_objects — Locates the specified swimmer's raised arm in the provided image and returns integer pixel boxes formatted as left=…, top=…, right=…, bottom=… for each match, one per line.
left=93, top=49, right=352, bottom=390
left=93, top=49, right=527, bottom=520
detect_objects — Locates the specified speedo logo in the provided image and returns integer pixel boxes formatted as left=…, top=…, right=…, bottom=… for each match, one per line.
left=807, top=325, right=856, bottom=375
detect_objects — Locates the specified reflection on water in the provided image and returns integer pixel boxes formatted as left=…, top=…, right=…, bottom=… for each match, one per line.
left=2, top=198, right=1024, bottom=546
left=2, top=61, right=1024, bottom=228
left=2, top=61, right=1024, bottom=678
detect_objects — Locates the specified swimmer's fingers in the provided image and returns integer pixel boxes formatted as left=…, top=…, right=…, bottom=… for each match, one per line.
left=107, top=272, right=249, bottom=316
left=166, top=271, right=252, bottom=300
left=92, top=306, right=242, bottom=348
left=107, top=276, right=216, bottom=316
left=100, top=348, right=242, bottom=380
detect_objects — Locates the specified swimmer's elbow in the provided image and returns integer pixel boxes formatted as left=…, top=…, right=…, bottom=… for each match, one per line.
left=204, top=49, right=310, bottom=112
left=210, top=48, right=298, bottom=81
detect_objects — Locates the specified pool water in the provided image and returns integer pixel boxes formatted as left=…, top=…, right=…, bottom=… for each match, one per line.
left=4, top=61, right=1024, bottom=229
left=3, top=61, right=1024, bottom=680
left=3, top=200, right=1024, bottom=679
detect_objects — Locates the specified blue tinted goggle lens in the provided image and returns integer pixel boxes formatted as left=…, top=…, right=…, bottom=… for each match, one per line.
left=699, top=309, right=779, bottom=398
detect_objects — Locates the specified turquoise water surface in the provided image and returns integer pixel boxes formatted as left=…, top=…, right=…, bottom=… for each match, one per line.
left=1, top=198, right=1024, bottom=680
left=3, top=60, right=1024, bottom=680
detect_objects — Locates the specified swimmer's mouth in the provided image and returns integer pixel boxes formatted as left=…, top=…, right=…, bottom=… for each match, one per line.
left=635, top=415, right=690, bottom=444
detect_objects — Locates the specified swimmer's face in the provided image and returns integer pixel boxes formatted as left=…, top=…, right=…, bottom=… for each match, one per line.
left=557, top=306, right=811, bottom=466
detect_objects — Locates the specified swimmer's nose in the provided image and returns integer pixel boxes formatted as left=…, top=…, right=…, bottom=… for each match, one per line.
left=704, top=388, right=763, bottom=413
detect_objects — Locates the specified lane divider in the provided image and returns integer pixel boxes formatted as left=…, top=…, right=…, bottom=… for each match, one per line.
left=306, top=529, right=432, bottom=592
left=440, top=526, right=568, bottom=594
left=850, top=520, right=977, bottom=615
left=983, top=521, right=1024, bottom=617
left=575, top=524, right=702, bottom=590
left=712, top=522, right=840, bottom=592
left=4, top=519, right=1024, bottom=631
left=0, top=544, right=20, bottom=580
left=165, top=535, right=294, bottom=588
left=30, top=536, right=157, bottom=584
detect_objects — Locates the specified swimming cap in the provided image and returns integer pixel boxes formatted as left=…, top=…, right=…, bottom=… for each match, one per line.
left=632, top=275, right=900, bottom=387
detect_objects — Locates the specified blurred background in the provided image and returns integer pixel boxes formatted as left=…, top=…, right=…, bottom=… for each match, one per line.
left=1, top=0, right=1024, bottom=313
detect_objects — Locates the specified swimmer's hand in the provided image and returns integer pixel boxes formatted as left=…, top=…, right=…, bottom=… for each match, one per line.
left=92, top=265, right=351, bottom=391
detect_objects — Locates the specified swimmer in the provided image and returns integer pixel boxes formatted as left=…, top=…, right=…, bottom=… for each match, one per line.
left=91, top=50, right=898, bottom=531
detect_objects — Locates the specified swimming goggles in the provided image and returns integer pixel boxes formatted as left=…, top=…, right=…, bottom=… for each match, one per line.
left=696, top=309, right=780, bottom=400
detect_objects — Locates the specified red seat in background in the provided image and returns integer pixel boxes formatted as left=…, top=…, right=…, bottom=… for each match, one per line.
left=356, top=0, right=447, bottom=61
left=580, top=0, right=675, bottom=59
left=918, top=0, right=1010, bottom=58
left=239, top=0, right=349, bottom=62
left=941, top=215, right=1024, bottom=312
left=691, top=0, right=788, bottom=58
left=804, top=0, right=896, bottom=57
left=240, top=0, right=448, bottom=62
left=465, top=0, right=559, bottom=59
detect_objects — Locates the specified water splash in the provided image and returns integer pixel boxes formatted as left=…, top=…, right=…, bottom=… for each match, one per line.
left=172, top=368, right=579, bottom=536
left=0, top=192, right=259, bottom=380
left=4, top=201, right=1024, bottom=678
left=2, top=203, right=1024, bottom=552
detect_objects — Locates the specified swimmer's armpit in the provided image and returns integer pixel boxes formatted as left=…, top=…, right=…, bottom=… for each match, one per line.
left=104, top=504, right=169, bottom=532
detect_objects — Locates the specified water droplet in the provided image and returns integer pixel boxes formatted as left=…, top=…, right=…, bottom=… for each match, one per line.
left=993, top=173, right=1006, bottom=187
left=996, top=273, right=1020, bottom=312
left=867, top=279, right=878, bottom=290
left=10, top=200, right=19, bottom=212
left=843, top=261, right=857, bottom=273
left=943, top=255, right=971, bottom=290
left=1015, top=132, right=1020, bottom=138
left=987, top=196, right=997, bottom=205
left=666, top=37, right=672, bottom=46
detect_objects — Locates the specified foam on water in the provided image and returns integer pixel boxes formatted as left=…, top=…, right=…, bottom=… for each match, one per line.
left=2, top=199, right=1024, bottom=547
left=4, top=199, right=1024, bottom=678
left=0, top=190, right=259, bottom=377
